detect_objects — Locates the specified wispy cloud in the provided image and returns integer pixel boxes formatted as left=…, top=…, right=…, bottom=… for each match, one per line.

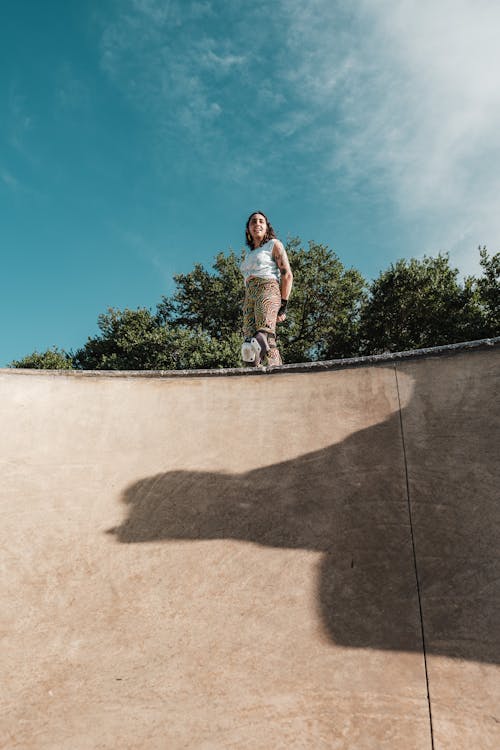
left=7, top=86, right=34, bottom=156
left=55, top=63, right=92, bottom=112
left=0, top=162, right=44, bottom=200
left=118, top=228, right=175, bottom=287
left=130, top=0, right=212, bottom=25
left=1, top=167, right=19, bottom=191
left=97, top=0, right=500, bottom=269
left=96, top=0, right=297, bottom=193
left=99, top=1, right=229, bottom=134
left=278, top=0, right=500, bottom=267
left=200, top=49, right=246, bottom=71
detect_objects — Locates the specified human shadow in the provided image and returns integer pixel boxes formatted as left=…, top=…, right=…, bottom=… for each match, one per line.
left=108, top=357, right=499, bottom=664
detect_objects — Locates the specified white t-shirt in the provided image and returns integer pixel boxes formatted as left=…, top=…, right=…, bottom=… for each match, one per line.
left=240, top=239, right=280, bottom=283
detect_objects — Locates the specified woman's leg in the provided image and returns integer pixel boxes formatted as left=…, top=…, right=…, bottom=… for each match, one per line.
left=266, top=334, right=282, bottom=366
left=242, top=289, right=255, bottom=340
left=241, top=284, right=261, bottom=365
left=253, top=279, right=282, bottom=365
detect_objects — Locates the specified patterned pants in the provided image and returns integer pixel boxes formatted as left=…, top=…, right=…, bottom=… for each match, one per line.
left=242, top=277, right=282, bottom=366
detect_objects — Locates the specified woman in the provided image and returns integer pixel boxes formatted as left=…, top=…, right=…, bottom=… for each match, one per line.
left=240, top=211, right=293, bottom=366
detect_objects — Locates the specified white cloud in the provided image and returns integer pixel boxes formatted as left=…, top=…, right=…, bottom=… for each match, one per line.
left=99, top=3, right=231, bottom=135
left=97, top=0, right=500, bottom=268
left=130, top=0, right=181, bottom=26
left=1, top=168, right=19, bottom=190
left=200, top=49, right=246, bottom=71
left=131, top=0, right=212, bottom=23
left=55, top=64, right=92, bottom=112
left=118, top=228, right=174, bottom=285
left=279, top=0, right=500, bottom=265
left=7, top=87, right=34, bottom=155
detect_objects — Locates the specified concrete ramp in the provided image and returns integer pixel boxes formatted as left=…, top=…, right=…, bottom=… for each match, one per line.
left=1, top=341, right=499, bottom=749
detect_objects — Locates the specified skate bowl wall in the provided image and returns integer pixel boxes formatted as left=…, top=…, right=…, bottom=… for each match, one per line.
left=1, top=340, right=499, bottom=750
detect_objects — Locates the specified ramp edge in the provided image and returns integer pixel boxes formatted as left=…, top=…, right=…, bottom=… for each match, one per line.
left=2, top=336, right=499, bottom=379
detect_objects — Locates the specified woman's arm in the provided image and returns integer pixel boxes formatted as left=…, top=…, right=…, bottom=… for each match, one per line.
left=273, top=240, right=293, bottom=321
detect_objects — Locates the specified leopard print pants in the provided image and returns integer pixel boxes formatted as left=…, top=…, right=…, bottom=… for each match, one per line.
left=242, top=277, right=282, bottom=366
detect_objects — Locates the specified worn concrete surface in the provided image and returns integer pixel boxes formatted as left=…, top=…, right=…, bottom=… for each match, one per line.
left=1, top=343, right=499, bottom=749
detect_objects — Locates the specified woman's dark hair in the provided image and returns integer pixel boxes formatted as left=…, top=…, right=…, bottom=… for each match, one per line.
left=245, top=211, right=277, bottom=249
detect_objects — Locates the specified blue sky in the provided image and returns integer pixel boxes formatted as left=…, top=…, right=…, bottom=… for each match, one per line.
left=2, top=0, right=499, bottom=366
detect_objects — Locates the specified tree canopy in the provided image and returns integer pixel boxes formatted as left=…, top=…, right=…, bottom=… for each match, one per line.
left=476, top=246, right=500, bottom=337
left=9, top=242, right=500, bottom=370
left=358, top=254, right=484, bottom=353
left=10, top=346, right=74, bottom=370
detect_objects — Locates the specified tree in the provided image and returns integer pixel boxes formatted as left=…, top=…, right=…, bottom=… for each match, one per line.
left=11, top=243, right=497, bottom=372
left=73, top=307, right=242, bottom=371
left=74, top=308, right=168, bottom=370
left=157, top=239, right=367, bottom=365
left=71, top=241, right=365, bottom=370
left=358, top=254, right=484, bottom=354
left=157, top=251, right=243, bottom=340
left=9, top=347, right=74, bottom=370
left=476, top=247, right=500, bottom=337
left=282, top=239, right=366, bottom=362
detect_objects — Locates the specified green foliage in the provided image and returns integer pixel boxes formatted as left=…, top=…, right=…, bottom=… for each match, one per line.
left=280, top=239, right=366, bottom=362
left=73, top=307, right=241, bottom=370
left=476, top=247, right=500, bottom=336
left=9, top=346, right=74, bottom=370
left=156, top=239, right=366, bottom=365
left=358, top=254, right=485, bottom=354
left=74, top=308, right=168, bottom=370
left=12, top=243, right=499, bottom=371
left=158, top=251, right=243, bottom=339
